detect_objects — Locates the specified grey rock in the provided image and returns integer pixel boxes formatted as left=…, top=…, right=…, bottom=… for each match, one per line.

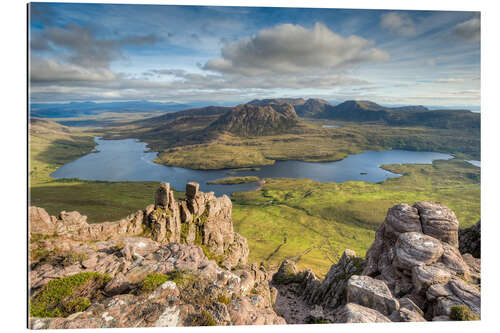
left=384, top=204, right=422, bottom=240
left=154, top=182, right=170, bottom=208
left=29, top=206, right=56, bottom=235
left=412, top=264, right=451, bottom=293
left=305, top=249, right=363, bottom=310
left=186, top=182, right=199, bottom=199
left=346, top=275, right=399, bottom=316
left=394, top=232, right=444, bottom=270
left=414, top=201, right=459, bottom=248
left=389, top=307, right=426, bottom=322
left=334, top=303, right=391, bottom=323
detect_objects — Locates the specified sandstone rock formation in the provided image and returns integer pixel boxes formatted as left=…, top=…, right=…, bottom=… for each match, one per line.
left=271, top=201, right=481, bottom=324
left=30, top=239, right=283, bottom=328
left=29, top=183, right=281, bottom=328
left=30, top=182, right=248, bottom=270
left=30, top=192, right=480, bottom=327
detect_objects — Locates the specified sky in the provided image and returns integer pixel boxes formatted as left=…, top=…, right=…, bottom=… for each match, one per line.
left=29, top=3, right=481, bottom=108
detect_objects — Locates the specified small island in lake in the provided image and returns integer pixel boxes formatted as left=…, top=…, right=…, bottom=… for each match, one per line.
left=207, top=176, right=260, bottom=185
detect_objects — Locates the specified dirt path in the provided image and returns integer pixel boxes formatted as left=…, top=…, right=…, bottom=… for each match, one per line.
left=273, top=282, right=314, bottom=324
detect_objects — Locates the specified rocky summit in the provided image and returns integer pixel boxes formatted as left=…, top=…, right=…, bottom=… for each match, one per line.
left=29, top=185, right=481, bottom=328
left=270, top=201, right=480, bottom=324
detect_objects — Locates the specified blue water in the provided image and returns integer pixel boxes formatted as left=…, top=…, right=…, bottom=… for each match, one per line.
left=51, top=137, right=453, bottom=196
left=467, top=160, right=481, bottom=167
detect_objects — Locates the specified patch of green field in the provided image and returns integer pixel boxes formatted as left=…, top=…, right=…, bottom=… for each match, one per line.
left=31, top=181, right=165, bottom=222
left=226, top=167, right=261, bottom=175
left=29, top=119, right=98, bottom=184
left=231, top=158, right=480, bottom=276
left=207, top=176, right=260, bottom=185
left=127, top=119, right=479, bottom=170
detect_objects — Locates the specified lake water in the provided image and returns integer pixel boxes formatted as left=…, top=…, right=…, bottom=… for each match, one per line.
left=52, top=137, right=453, bottom=196
left=467, top=160, right=481, bottom=168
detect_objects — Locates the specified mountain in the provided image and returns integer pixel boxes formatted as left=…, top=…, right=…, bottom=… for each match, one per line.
left=316, top=100, right=479, bottom=131
left=30, top=100, right=196, bottom=118
left=205, top=103, right=300, bottom=137
left=294, top=98, right=334, bottom=117
left=246, top=98, right=334, bottom=117
left=133, top=105, right=232, bottom=126
left=317, top=100, right=390, bottom=121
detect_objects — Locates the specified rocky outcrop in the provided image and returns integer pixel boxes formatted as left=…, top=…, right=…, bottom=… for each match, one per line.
left=29, top=238, right=284, bottom=329
left=361, top=201, right=480, bottom=321
left=304, top=249, right=363, bottom=310
left=30, top=192, right=481, bottom=326
left=30, top=182, right=248, bottom=270
left=459, top=221, right=481, bottom=258
left=334, top=303, right=391, bottom=323
left=29, top=206, right=56, bottom=235
left=346, top=275, right=399, bottom=316
left=272, top=201, right=480, bottom=324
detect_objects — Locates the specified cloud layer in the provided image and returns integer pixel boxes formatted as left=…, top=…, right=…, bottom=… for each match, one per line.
left=31, top=24, right=161, bottom=68
left=452, top=17, right=480, bottom=41
left=28, top=4, right=480, bottom=107
left=380, top=12, right=417, bottom=37
left=204, top=23, right=389, bottom=76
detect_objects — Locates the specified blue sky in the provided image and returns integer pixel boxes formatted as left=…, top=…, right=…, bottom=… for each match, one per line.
left=29, top=3, right=480, bottom=108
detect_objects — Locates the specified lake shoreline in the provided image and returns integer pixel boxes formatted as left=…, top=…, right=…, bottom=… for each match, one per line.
left=51, top=137, right=456, bottom=197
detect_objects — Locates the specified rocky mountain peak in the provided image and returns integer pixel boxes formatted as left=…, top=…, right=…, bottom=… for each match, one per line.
left=206, top=103, right=299, bottom=137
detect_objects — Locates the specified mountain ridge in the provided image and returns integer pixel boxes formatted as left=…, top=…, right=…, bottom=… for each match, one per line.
left=205, top=103, right=300, bottom=137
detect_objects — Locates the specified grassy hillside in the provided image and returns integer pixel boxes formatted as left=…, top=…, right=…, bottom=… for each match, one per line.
left=148, top=122, right=479, bottom=169
left=231, top=158, right=480, bottom=276
left=29, top=119, right=97, bottom=184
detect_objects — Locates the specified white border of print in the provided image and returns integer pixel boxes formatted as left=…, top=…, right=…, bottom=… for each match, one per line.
left=1, top=0, right=498, bottom=332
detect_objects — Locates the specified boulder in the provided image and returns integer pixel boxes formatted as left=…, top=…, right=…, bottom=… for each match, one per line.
left=334, top=303, right=391, bottom=323
left=29, top=206, right=56, bottom=235
left=346, top=275, right=399, bottom=316
left=384, top=204, right=422, bottom=239
left=154, top=182, right=170, bottom=207
left=412, top=264, right=451, bottom=293
left=186, top=182, right=199, bottom=199
left=56, top=211, right=88, bottom=235
left=389, top=307, right=426, bottom=322
left=413, top=202, right=459, bottom=248
left=393, top=232, right=444, bottom=270
left=272, top=260, right=302, bottom=285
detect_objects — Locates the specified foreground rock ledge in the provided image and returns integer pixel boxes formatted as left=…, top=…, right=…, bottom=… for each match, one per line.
left=270, top=201, right=480, bottom=324
left=29, top=188, right=480, bottom=327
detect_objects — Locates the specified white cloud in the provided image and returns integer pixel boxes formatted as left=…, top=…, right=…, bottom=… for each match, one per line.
left=380, top=12, right=417, bottom=37
left=30, top=57, right=117, bottom=83
left=203, top=22, right=389, bottom=76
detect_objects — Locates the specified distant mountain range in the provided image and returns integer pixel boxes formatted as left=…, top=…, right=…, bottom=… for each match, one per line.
left=245, top=98, right=479, bottom=131
left=29, top=100, right=213, bottom=118
left=33, top=98, right=480, bottom=138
